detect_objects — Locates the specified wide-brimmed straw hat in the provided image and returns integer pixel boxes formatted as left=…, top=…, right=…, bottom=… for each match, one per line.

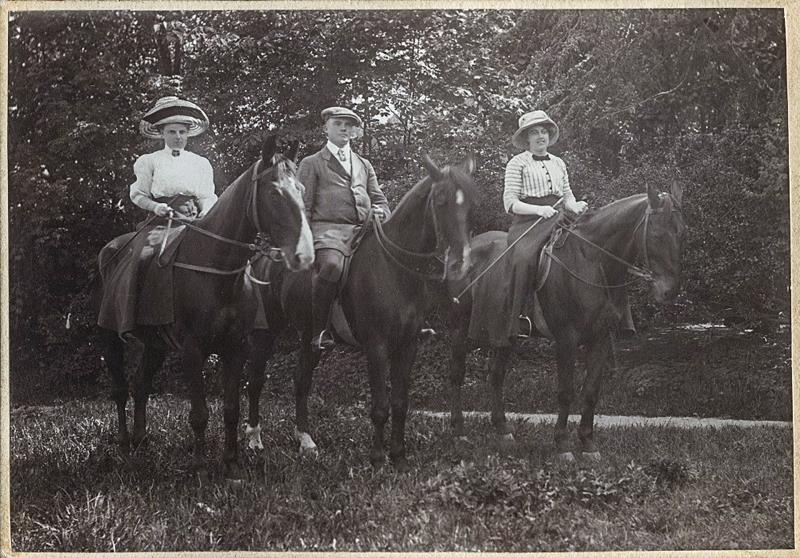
left=321, top=106, right=363, bottom=128
left=139, top=96, right=209, bottom=139
left=511, top=110, right=559, bottom=149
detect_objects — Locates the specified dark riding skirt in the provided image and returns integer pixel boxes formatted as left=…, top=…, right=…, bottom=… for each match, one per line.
left=97, top=196, right=196, bottom=335
left=465, top=196, right=562, bottom=346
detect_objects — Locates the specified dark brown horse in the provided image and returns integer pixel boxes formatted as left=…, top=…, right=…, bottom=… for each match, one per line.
left=447, top=183, right=686, bottom=461
left=245, top=155, right=478, bottom=471
left=97, top=135, right=313, bottom=479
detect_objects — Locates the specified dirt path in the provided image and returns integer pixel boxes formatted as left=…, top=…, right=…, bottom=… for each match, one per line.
left=417, top=410, right=792, bottom=429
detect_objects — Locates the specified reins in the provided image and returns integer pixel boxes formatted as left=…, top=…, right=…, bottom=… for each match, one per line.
left=154, top=157, right=286, bottom=275
left=371, top=183, right=451, bottom=281
left=451, top=197, right=565, bottom=303
left=546, top=197, right=682, bottom=290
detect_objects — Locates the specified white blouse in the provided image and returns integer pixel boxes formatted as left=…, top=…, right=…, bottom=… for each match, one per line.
left=129, top=147, right=218, bottom=213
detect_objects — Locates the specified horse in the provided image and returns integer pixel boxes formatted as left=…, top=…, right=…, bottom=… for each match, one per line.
left=447, top=183, right=686, bottom=461
left=245, top=155, right=478, bottom=471
left=96, top=135, right=314, bottom=479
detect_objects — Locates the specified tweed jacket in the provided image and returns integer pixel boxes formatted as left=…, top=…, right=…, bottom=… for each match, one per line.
left=298, top=146, right=391, bottom=228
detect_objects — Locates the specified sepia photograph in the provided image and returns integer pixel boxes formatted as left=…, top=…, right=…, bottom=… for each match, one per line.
left=1, top=1, right=795, bottom=554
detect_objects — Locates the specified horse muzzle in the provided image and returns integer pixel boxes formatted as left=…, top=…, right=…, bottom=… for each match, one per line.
left=652, top=276, right=680, bottom=304
left=445, top=245, right=471, bottom=281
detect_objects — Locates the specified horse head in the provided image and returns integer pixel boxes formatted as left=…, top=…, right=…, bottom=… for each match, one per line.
left=252, top=135, right=314, bottom=271
left=643, top=181, right=686, bottom=303
left=421, top=154, right=478, bottom=281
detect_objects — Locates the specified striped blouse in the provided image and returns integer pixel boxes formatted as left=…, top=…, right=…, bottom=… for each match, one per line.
left=502, top=151, right=576, bottom=213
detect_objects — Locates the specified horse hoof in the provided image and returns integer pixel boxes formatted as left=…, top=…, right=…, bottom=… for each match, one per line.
left=295, top=429, right=318, bottom=458
left=245, top=423, right=264, bottom=451
left=497, top=432, right=516, bottom=449
left=581, top=451, right=602, bottom=462
left=392, top=457, right=411, bottom=473
left=555, top=451, right=575, bottom=463
left=370, top=452, right=386, bottom=469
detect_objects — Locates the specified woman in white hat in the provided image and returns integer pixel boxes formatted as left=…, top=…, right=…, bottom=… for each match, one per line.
left=97, top=97, right=218, bottom=339
left=502, top=110, right=587, bottom=220
left=130, top=96, right=217, bottom=219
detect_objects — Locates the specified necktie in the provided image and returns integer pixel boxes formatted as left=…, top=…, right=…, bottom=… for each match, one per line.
left=337, top=149, right=346, bottom=162
left=531, top=153, right=550, bottom=161
left=172, top=149, right=181, bottom=157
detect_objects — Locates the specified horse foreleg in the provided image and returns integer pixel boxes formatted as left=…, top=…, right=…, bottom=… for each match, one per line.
left=489, top=347, right=514, bottom=445
left=294, top=332, right=320, bottom=458
left=389, top=340, right=418, bottom=472
left=578, top=332, right=614, bottom=460
left=181, top=340, right=210, bottom=474
left=132, top=342, right=166, bottom=448
left=449, top=321, right=469, bottom=440
left=222, top=340, right=249, bottom=480
left=245, top=328, right=275, bottom=451
left=365, top=342, right=391, bottom=468
left=554, top=333, right=579, bottom=461
left=103, top=331, right=129, bottom=449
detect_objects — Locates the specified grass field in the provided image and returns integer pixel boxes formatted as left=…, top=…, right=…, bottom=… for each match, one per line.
left=9, top=394, right=793, bottom=553
left=8, top=324, right=793, bottom=552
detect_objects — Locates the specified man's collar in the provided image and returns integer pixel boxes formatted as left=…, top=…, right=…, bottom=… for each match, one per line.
left=326, top=140, right=350, bottom=156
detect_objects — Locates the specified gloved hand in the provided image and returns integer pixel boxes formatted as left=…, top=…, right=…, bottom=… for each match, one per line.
left=154, top=203, right=172, bottom=217
left=537, top=205, right=559, bottom=219
left=565, top=200, right=588, bottom=214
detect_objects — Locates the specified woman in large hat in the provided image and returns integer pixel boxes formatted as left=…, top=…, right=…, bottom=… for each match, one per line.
left=130, top=96, right=217, bottom=219
left=97, top=97, right=217, bottom=338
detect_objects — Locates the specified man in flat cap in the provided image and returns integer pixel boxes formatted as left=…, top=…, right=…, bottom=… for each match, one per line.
left=299, top=106, right=391, bottom=351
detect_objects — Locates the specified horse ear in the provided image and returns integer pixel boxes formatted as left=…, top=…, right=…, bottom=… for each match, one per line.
left=422, top=154, right=444, bottom=182
left=286, top=140, right=300, bottom=162
left=261, top=134, right=278, bottom=166
left=646, top=183, right=661, bottom=208
left=460, top=154, right=476, bottom=175
left=671, top=180, right=683, bottom=207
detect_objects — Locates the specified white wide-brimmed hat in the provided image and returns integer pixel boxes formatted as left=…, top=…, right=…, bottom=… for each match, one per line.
left=321, top=106, right=363, bottom=128
left=511, top=110, right=559, bottom=149
left=139, top=96, right=209, bottom=139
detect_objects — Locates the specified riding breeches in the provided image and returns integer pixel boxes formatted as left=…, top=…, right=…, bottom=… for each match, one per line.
left=314, top=248, right=345, bottom=283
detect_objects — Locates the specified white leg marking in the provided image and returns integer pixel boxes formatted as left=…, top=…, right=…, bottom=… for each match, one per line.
left=245, top=423, right=264, bottom=450
left=294, top=428, right=318, bottom=458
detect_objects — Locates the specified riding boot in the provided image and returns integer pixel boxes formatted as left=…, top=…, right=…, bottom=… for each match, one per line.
left=311, top=277, right=338, bottom=351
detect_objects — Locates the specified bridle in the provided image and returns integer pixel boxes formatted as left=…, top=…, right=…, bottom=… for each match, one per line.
left=547, top=193, right=682, bottom=290
left=161, top=157, right=289, bottom=276
left=372, top=181, right=458, bottom=281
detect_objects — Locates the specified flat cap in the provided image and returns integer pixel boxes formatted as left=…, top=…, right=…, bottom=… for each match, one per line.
left=321, top=106, right=363, bottom=127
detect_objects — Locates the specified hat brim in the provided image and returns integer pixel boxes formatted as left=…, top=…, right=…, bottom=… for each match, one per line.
left=140, top=101, right=209, bottom=139
left=512, top=121, right=559, bottom=150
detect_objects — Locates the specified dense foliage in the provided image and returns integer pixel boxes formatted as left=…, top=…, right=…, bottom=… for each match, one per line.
left=7, top=9, right=789, bottom=389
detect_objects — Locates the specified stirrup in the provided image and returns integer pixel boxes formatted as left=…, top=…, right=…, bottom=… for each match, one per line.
left=517, top=315, right=533, bottom=338
left=311, top=330, right=335, bottom=351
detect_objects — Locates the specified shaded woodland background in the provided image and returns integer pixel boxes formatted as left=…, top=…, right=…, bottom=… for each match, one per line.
left=6, top=9, right=789, bottom=398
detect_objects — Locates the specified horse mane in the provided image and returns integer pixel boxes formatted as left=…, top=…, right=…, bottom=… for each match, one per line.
left=393, top=164, right=479, bottom=217
left=393, top=175, right=433, bottom=214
